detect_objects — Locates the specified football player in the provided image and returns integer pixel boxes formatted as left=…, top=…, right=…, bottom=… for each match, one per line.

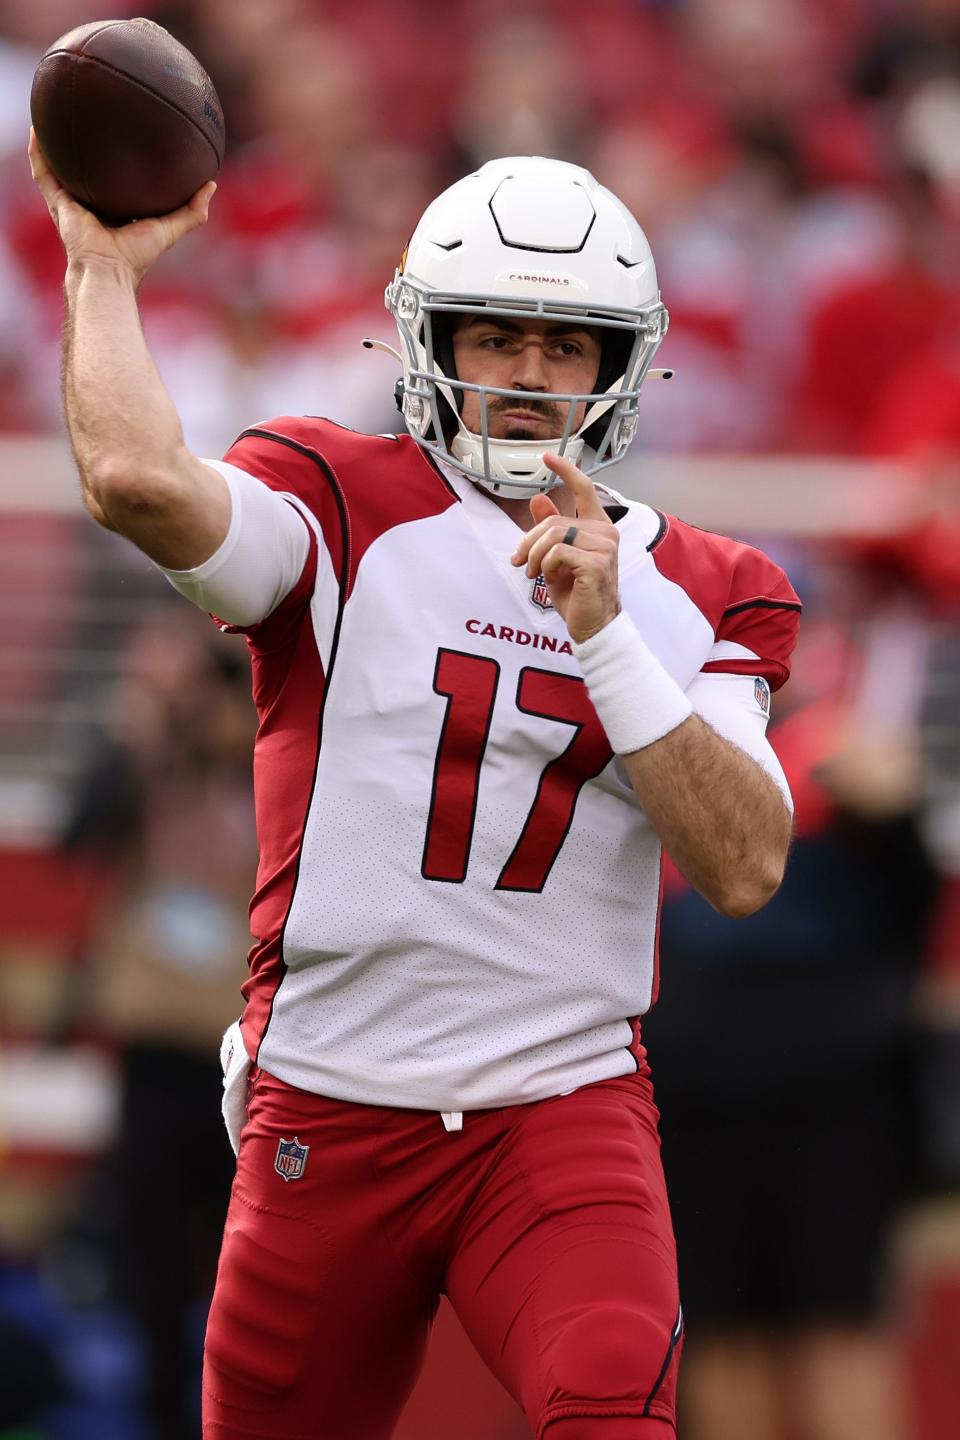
left=32, top=137, right=799, bottom=1438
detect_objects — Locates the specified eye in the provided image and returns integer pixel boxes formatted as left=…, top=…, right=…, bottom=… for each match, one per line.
left=554, top=341, right=583, bottom=358
left=480, top=334, right=513, bottom=350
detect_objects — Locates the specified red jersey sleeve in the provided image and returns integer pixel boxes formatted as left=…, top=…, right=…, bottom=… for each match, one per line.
left=650, top=513, right=801, bottom=691
left=701, top=552, right=801, bottom=691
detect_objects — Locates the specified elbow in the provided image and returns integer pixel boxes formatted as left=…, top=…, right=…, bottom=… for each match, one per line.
left=82, top=455, right=182, bottom=525
left=712, top=854, right=786, bottom=919
left=82, top=460, right=138, bottom=521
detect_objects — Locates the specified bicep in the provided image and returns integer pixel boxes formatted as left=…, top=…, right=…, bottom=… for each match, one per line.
left=685, top=671, right=793, bottom=811
left=158, top=461, right=312, bottom=628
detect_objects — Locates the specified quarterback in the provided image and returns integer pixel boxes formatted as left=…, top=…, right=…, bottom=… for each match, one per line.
left=32, top=137, right=798, bottom=1438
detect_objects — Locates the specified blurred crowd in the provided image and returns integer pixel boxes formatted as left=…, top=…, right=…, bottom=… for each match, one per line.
left=2, top=1, right=960, bottom=1438
left=0, top=0, right=958, bottom=462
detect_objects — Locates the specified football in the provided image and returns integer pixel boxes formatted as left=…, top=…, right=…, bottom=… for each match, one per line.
left=30, top=17, right=224, bottom=226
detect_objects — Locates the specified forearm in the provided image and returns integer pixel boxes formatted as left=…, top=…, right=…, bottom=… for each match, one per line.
left=59, top=255, right=229, bottom=566
left=63, top=257, right=186, bottom=500
left=32, top=143, right=226, bottom=563
left=620, top=714, right=791, bottom=916
left=572, top=611, right=791, bottom=917
left=510, top=454, right=795, bottom=915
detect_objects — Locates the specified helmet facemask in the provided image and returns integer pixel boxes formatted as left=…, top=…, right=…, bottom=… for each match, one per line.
left=387, top=279, right=668, bottom=499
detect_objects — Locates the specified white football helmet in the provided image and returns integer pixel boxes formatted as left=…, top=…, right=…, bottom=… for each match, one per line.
left=384, top=156, right=668, bottom=498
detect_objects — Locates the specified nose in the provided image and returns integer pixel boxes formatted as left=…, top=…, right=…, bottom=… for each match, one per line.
left=511, top=339, right=550, bottom=392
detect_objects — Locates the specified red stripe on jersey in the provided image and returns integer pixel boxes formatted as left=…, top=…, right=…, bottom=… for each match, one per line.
left=650, top=851, right=665, bottom=1006
left=625, top=857, right=663, bottom=1074
left=241, top=603, right=327, bottom=1057
left=627, top=1017, right=648, bottom=1075
left=223, top=426, right=347, bottom=588
left=650, top=513, right=801, bottom=691
left=235, top=499, right=331, bottom=1058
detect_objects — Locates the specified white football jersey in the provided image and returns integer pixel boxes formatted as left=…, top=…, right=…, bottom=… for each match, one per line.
left=163, top=418, right=800, bottom=1114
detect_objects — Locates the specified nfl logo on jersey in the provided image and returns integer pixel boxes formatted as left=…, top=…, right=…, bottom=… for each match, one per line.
left=530, top=574, right=553, bottom=612
left=275, top=1136, right=309, bottom=1181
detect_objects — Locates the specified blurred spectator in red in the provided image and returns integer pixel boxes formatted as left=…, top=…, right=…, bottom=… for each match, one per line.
left=7, top=0, right=960, bottom=462
left=681, top=0, right=839, bottom=127
left=799, top=168, right=958, bottom=454
left=452, top=12, right=589, bottom=165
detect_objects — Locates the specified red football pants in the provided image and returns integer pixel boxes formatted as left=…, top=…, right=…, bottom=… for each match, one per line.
left=202, top=1067, right=682, bottom=1439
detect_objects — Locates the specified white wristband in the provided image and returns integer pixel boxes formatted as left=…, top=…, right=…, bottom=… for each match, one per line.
left=573, top=610, right=693, bottom=755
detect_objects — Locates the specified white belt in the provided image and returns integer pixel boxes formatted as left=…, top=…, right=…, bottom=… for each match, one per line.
left=220, top=1018, right=250, bottom=1156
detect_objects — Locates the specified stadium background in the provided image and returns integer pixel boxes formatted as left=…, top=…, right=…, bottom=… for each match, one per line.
left=0, top=0, right=959, bottom=1435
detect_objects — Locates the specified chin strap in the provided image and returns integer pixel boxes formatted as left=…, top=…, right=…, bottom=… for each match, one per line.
left=450, top=432, right=582, bottom=498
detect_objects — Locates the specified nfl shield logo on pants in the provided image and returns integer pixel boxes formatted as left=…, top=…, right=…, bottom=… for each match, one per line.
left=275, top=1136, right=309, bottom=1182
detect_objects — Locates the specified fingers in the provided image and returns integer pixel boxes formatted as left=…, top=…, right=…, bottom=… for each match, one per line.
left=510, top=456, right=613, bottom=572
left=529, top=491, right=560, bottom=527
left=539, top=541, right=586, bottom=582
left=544, top=451, right=609, bottom=522
left=148, top=180, right=217, bottom=246
left=177, top=179, right=217, bottom=234
left=191, top=179, right=218, bottom=215
left=28, top=127, right=69, bottom=213
left=27, top=127, right=48, bottom=178
left=518, top=519, right=617, bottom=580
left=512, top=510, right=618, bottom=573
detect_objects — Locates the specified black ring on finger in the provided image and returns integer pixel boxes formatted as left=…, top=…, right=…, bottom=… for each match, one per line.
left=563, top=525, right=578, bottom=546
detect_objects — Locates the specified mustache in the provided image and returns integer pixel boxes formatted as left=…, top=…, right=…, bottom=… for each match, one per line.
left=487, top=396, right=566, bottom=427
